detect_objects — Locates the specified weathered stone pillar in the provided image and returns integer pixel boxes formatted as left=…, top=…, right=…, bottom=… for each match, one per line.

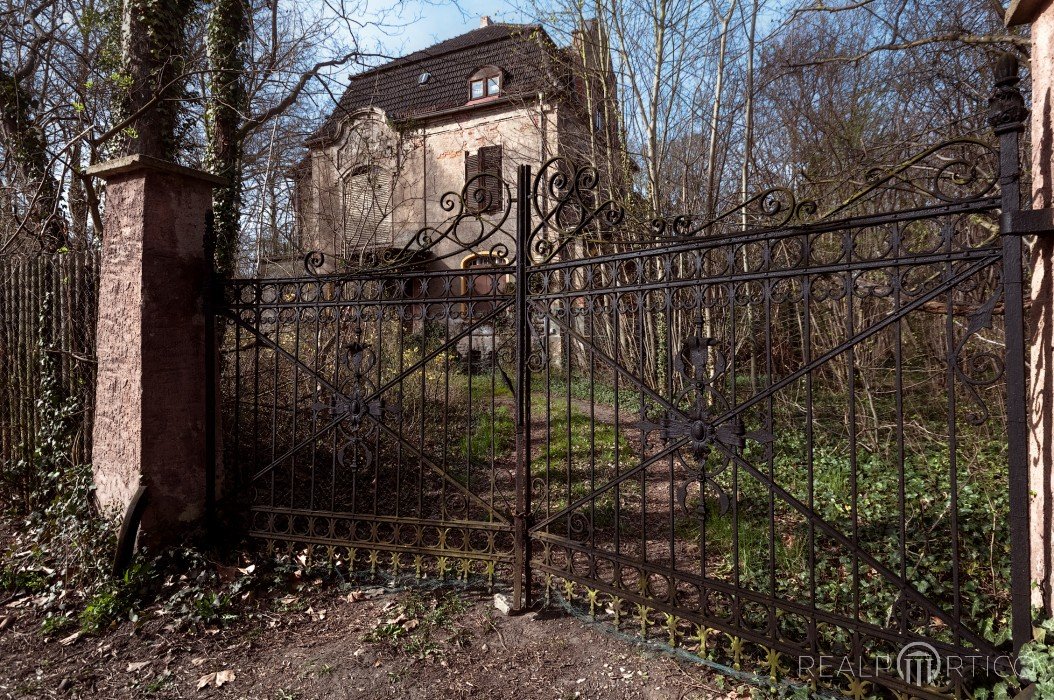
left=1009, top=0, right=1054, bottom=614
left=87, top=155, right=224, bottom=547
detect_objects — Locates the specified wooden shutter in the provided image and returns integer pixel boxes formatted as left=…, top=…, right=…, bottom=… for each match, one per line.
left=479, top=145, right=503, bottom=212
left=465, top=151, right=482, bottom=211
left=342, top=167, right=392, bottom=256
left=465, top=147, right=502, bottom=213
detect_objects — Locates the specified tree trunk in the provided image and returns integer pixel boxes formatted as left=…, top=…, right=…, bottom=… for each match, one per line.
left=206, top=0, right=249, bottom=277
left=0, top=69, right=67, bottom=252
left=112, top=0, right=195, bottom=160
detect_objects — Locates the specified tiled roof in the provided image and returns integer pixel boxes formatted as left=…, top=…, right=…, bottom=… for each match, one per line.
left=309, top=23, right=564, bottom=143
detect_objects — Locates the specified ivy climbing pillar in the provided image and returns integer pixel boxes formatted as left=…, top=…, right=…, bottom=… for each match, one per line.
left=87, top=155, right=225, bottom=547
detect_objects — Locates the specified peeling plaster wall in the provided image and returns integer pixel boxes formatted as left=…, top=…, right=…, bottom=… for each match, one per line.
left=303, top=100, right=563, bottom=270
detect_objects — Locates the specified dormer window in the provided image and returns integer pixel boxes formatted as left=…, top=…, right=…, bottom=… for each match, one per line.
left=469, top=66, right=502, bottom=101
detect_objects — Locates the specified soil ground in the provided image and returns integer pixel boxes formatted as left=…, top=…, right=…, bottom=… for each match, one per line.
left=0, top=581, right=749, bottom=700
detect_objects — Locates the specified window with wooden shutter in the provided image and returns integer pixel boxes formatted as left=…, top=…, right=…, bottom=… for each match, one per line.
left=342, top=165, right=393, bottom=257
left=464, top=145, right=502, bottom=214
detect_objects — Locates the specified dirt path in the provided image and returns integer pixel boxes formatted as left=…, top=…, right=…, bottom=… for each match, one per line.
left=493, top=395, right=640, bottom=428
left=0, top=583, right=747, bottom=700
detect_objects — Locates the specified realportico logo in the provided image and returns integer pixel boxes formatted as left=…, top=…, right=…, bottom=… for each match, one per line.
left=896, top=641, right=941, bottom=685
left=798, top=642, right=1017, bottom=683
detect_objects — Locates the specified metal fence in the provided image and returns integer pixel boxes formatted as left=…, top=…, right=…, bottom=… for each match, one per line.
left=216, top=61, right=1029, bottom=698
left=0, top=251, right=100, bottom=491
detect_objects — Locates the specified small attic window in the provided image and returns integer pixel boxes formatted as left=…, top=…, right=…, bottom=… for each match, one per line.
left=469, top=66, right=502, bottom=101
left=418, top=71, right=431, bottom=85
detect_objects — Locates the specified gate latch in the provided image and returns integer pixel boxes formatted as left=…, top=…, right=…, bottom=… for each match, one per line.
left=1002, top=208, right=1054, bottom=236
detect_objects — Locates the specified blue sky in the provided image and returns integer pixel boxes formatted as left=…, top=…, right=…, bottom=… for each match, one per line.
left=354, top=0, right=532, bottom=63
left=340, top=0, right=784, bottom=80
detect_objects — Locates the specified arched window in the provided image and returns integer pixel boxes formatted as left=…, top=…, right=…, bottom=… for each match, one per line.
left=461, top=252, right=507, bottom=319
left=468, top=66, right=503, bottom=101
left=341, top=164, right=393, bottom=257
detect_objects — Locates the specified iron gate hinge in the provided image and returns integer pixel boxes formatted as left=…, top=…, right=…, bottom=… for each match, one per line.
left=1001, top=208, right=1054, bottom=236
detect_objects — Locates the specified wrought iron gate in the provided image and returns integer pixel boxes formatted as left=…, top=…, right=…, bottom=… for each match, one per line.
left=216, top=210, right=521, bottom=584
left=216, top=59, right=1030, bottom=697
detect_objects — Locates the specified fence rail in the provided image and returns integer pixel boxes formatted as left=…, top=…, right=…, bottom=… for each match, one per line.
left=0, top=252, right=100, bottom=478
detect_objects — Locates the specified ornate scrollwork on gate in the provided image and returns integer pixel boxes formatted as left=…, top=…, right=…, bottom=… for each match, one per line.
left=951, top=283, right=1006, bottom=426
left=646, top=138, right=998, bottom=244
left=514, top=140, right=1000, bottom=274
left=527, top=157, right=626, bottom=264
left=303, top=170, right=515, bottom=275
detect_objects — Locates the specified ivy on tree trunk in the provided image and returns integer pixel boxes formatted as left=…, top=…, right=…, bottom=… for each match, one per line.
left=206, top=0, right=249, bottom=277
left=111, top=0, right=196, bottom=160
left=0, top=69, right=67, bottom=252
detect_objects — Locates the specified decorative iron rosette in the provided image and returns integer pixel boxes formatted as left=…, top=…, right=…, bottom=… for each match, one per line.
left=311, top=334, right=397, bottom=473
left=634, top=329, right=773, bottom=517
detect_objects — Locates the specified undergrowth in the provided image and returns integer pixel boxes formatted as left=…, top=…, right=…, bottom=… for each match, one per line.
left=0, top=300, right=118, bottom=633
left=0, top=301, right=295, bottom=636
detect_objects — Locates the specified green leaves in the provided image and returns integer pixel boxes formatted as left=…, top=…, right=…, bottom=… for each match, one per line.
left=1016, top=619, right=1054, bottom=698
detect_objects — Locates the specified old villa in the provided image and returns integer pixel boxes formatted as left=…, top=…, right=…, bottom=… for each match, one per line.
left=267, top=17, right=621, bottom=277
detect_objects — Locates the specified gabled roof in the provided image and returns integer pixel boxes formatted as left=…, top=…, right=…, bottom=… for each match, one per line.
left=309, top=23, right=564, bottom=144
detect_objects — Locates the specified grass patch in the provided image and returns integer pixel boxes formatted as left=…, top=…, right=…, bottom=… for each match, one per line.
left=544, top=373, right=643, bottom=414
left=457, top=405, right=515, bottom=469
left=531, top=403, right=632, bottom=477
left=363, top=591, right=471, bottom=658
left=530, top=403, right=636, bottom=528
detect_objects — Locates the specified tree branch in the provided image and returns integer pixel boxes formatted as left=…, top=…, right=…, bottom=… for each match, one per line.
left=237, top=51, right=359, bottom=139
left=786, top=32, right=1028, bottom=68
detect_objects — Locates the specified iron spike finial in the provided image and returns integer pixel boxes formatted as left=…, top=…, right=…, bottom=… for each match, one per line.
left=989, top=51, right=1027, bottom=135
left=994, top=51, right=1020, bottom=85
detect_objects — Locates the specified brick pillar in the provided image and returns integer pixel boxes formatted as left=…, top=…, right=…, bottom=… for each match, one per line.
left=1009, top=0, right=1054, bottom=613
left=87, top=155, right=224, bottom=547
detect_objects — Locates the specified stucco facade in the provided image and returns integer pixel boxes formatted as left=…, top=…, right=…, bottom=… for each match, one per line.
left=295, top=99, right=562, bottom=274
left=268, top=19, right=618, bottom=276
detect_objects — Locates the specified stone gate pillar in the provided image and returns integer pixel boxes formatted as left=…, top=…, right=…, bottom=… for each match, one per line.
left=1009, top=0, right=1054, bottom=614
left=87, top=155, right=224, bottom=547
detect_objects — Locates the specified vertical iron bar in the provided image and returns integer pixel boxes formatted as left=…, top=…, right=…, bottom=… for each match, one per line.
left=233, top=313, right=241, bottom=495
left=203, top=212, right=218, bottom=540
left=894, top=222, right=908, bottom=638
left=944, top=206, right=963, bottom=654
left=514, top=164, right=533, bottom=610
left=844, top=227, right=861, bottom=656
left=991, top=54, right=1031, bottom=653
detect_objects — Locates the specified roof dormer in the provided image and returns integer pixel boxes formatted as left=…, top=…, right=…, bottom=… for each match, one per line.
left=468, top=65, right=503, bottom=102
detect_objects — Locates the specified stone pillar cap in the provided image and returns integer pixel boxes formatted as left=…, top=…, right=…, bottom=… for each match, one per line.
left=1006, top=0, right=1049, bottom=26
left=87, top=154, right=228, bottom=186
